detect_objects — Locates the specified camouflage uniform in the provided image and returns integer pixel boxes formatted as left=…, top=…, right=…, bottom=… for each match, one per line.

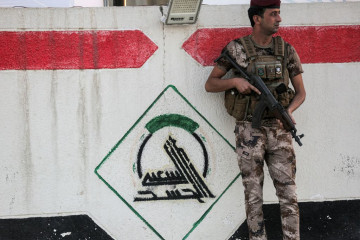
left=235, top=120, right=299, bottom=240
left=217, top=37, right=303, bottom=240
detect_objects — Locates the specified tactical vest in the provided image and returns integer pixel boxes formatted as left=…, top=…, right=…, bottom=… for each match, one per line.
left=224, top=35, right=295, bottom=121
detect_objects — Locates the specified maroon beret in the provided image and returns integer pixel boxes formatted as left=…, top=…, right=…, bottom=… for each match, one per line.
left=250, top=0, right=281, bottom=8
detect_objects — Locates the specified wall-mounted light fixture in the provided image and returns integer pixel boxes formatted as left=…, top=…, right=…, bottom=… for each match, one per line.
left=164, top=0, right=202, bottom=25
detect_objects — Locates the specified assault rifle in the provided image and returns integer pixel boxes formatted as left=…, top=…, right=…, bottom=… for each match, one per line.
left=216, top=50, right=304, bottom=146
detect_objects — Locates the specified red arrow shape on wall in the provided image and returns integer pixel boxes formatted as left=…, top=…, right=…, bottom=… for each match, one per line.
left=182, top=25, right=360, bottom=66
left=0, top=30, right=158, bottom=70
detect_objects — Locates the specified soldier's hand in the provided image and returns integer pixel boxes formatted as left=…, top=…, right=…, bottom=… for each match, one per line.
left=287, top=110, right=296, bottom=124
left=277, top=110, right=296, bottom=129
left=233, top=77, right=261, bottom=95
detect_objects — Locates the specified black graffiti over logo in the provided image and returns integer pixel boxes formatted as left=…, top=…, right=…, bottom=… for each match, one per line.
left=134, top=114, right=215, bottom=203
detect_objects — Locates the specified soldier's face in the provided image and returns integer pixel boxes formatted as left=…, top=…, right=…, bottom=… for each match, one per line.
left=258, top=8, right=282, bottom=35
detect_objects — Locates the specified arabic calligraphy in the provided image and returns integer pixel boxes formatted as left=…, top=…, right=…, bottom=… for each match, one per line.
left=134, top=135, right=215, bottom=203
left=141, top=170, right=187, bottom=186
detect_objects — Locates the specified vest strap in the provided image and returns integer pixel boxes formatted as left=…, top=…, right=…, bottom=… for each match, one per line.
left=274, top=36, right=285, bottom=57
left=239, top=36, right=257, bottom=60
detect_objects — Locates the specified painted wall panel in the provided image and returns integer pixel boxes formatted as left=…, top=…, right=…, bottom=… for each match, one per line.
left=0, top=3, right=359, bottom=240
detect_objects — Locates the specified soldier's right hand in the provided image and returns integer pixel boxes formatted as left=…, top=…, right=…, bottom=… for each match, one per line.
left=233, top=77, right=261, bottom=95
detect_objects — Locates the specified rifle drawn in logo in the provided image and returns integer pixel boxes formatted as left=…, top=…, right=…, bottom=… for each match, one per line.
left=134, top=114, right=215, bottom=203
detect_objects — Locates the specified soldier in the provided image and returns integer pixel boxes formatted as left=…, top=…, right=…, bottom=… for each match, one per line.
left=205, top=0, right=306, bottom=239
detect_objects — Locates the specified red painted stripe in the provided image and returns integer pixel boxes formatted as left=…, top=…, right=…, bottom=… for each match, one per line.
left=0, top=30, right=158, bottom=70
left=182, top=25, right=360, bottom=66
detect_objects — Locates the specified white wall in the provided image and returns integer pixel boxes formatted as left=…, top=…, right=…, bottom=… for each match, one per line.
left=0, top=3, right=359, bottom=239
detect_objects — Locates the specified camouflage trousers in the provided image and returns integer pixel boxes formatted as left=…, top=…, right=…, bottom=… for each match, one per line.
left=235, top=120, right=299, bottom=240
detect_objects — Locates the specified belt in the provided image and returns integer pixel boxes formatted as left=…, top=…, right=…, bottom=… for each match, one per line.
left=237, top=115, right=278, bottom=127
left=242, top=115, right=276, bottom=122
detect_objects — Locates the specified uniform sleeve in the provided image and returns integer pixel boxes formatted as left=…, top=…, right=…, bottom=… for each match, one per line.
left=287, top=43, right=304, bottom=78
left=216, top=44, right=234, bottom=72
left=216, top=40, right=248, bottom=73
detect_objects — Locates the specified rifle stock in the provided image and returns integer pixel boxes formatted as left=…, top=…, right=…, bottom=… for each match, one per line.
left=217, top=50, right=304, bottom=146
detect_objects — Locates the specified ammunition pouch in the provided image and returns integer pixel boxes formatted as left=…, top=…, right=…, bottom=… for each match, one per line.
left=224, top=89, right=250, bottom=121
left=224, top=86, right=295, bottom=121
